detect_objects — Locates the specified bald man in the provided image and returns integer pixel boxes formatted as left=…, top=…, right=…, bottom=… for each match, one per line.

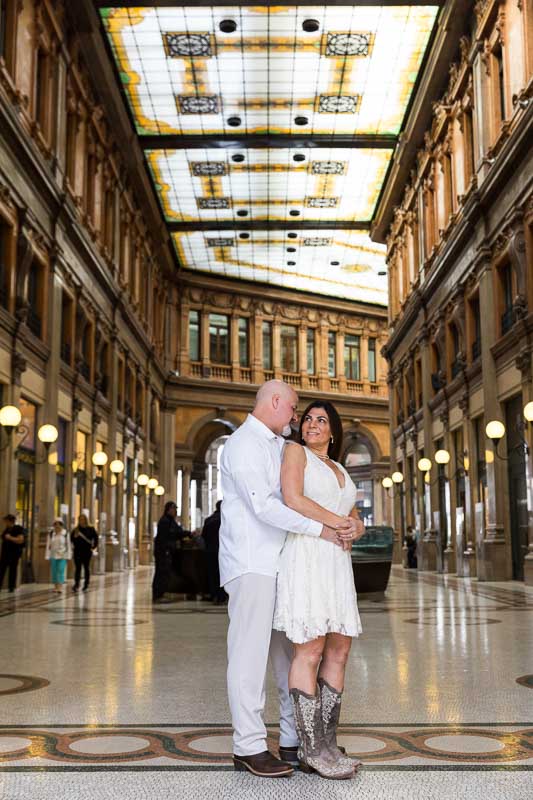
left=219, top=380, right=356, bottom=777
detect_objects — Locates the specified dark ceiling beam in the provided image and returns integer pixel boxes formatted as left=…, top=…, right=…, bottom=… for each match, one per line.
left=97, top=1, right=443, bottom=7
left=140, top=134, right=397, bottom=151
left=167, top=221, right=371, bottom=232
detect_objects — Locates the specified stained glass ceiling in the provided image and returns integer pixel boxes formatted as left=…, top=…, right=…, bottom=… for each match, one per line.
left=99, top=4, right=441, bottom=304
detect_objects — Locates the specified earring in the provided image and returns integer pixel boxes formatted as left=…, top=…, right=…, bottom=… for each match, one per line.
left=330, top=436, right=334, bottom=444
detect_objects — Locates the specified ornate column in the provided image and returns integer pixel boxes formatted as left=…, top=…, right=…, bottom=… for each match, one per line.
left=252, top=311, right=263, bottom=384
left=477, top=257, right=510, bottom=579
left=272, top=316, right=281, bottom=379
left=517, top=348, right=533, bottom=586
left=361, top=330, right=369, bottom=392
left=336, top=325, right=346, bottom=392
left=181, top=464, right=191, bottom=529
left=201, top=308, right=210, bottom=373
left=298, top=323, right=308, bottom=388
left=230, top=313, right=240, bottom=381
left=178, top=290, right=191, bottom=376
left=317, top=315, right=329, bottom=391
left=418, top=324, right=437, bottom=570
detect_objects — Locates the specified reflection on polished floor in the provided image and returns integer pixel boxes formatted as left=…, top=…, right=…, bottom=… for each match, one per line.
left=0, top=566, right=531, bottom=799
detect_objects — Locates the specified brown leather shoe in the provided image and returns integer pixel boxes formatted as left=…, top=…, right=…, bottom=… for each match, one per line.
left=233, top=750, right=294, bottom=777
left=279, top=744, right=347, bottom=766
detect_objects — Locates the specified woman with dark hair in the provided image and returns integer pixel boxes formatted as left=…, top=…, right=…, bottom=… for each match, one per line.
left=273, top=400, right=364, bottom=779
left=152, top=500, right=188, bottom=602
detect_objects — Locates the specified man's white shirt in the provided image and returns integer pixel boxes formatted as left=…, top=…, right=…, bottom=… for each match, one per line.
left=219, top=414, right=322, bottom=586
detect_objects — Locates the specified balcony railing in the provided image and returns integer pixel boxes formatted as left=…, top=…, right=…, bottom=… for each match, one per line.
left=472, top=338, right=481, bottom=361
left=451, top=358, right=462, bottom=378
left=282, top=372, right=301, bottom=387
left=27, top=308, right=42, bottom=338
left=308, top=376, right=318, bottom=389
left=240, top=368, right=251, bottom=383
left=501, top=307, right=514, bottom=334
left=211, top=364, right=232, bottom=380
left=347, top=381, right=363, bottom=394
left=79, top=359, right=91, bottom=381
left=264, top=370, right=274, bottom=381
left=191, top=362, right=202, bottom=377
left=60, top=342, right=71, bottom=365
left=329, top=378, right=339, bottom=391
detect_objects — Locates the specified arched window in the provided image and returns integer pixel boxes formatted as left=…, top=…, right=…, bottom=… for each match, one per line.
left=344, top=439, right=372, bottom=468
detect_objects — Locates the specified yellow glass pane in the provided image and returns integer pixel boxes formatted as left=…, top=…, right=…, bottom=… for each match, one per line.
left=172, top=229, right=387, bottom=304
left=147, top=147, right=393, bottom=222
left=100, top=5, right=439, bottom=136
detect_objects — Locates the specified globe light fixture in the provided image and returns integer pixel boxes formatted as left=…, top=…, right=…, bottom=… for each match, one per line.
left=154, top=485, right=165, bottom=496
left=382, top=476, right=393, bottom=489
left=109, top=459, right=125, bottom=474
left=485, top=420, right=505, bottom=440
left=391, top=471, right=404, bottom=484
left=137, top=473, right=149, bottom=486
left=0, top=405, right=22, bottom=430
left=37, top=424, right=58, bottom=444
left=92, top=451, right=108, bottom=467
left=417, top=457, right=432, bottom=472
left=434, top=449, right=451, bottom=465
left=147, top=477, right=158, bottom=490
left=523, top=401, right=533, bottom=423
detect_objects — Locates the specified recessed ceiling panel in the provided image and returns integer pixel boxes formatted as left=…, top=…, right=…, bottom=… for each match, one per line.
left=146, top=147, right=393, bottom=222
left=101, top=5, right=439, bottom=136
left=172, top=229, right=387, bottom=303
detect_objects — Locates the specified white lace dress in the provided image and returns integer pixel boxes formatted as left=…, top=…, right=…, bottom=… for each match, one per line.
left=273, top=447, right=363, bottom=644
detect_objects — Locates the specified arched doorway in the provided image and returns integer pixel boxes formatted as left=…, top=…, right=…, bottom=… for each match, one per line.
left=201, top=434, right=229, bottom=520
left=343, top=434, right=377, bottom=526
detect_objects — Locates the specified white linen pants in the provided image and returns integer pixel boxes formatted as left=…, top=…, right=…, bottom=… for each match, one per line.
left=225, top=572, right=298, bottom=756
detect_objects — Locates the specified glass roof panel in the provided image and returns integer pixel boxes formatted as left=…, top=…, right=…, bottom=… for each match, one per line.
left=172, top=229, right=387, bottom=304
left=101, top=5, right=439, bottom=136
left=146, top=147, right=393, bottom=223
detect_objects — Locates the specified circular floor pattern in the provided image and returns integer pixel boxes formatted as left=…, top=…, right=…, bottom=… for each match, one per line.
left=188, top=734, right=233, bottom=754
left=68, top=735, right=151, bottom=755
left=403, top=617, right=502, bottom=626
left=0, top=736, right=32, bottom=754
left=337, top=735, right=387, bottom=754
left=50, top=618, right=146, bottom=627
left=424, top=734, right=504, bottom=754
left=516, top=674, right=533, bottom=689
left=0, top=674, right=50, bottom=696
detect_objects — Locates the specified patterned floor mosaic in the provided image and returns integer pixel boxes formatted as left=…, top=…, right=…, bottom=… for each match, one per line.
left=0, top=566, right=532, bottom=798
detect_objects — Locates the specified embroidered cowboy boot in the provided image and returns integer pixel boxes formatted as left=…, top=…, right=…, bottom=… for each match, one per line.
left=318, top=677, right=361, bottom=770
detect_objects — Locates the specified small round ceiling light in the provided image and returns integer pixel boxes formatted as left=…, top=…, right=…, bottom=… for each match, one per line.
left=227, top=116, right=242, bottom=127
left=92, top=451, right=108, bottom=467
left=236, top=209, right=248, bottom=217
left=38, top=424, right=58, bottom=444
left=287, top=247, right=296, bottom=253
left=293, top=153, right=306, bottom=162
left=137, top=474, right=149, bottom=487
left=239, top=232, right=250, bottom=240
left=219, top=19, right=237, bottom=33
left=391, top=471, right=404, bottom=484
left=330, top=261, right=339, bottom=266
left=378, top=270, right=387, bottom=276
left=381, top=477, right=393, bottom=489
left=294, top=116, right=309, bottom=126
left=232, top=153, right=245, bottom=163
left=288, top=232, right=298, bottom=239
left=289, top=209, right=300, bottom=217
left=302, top=19, right=320, bottom=33
left=287, top=261, right=296, bottom=266
left=486, top=420, right=505, bottom=440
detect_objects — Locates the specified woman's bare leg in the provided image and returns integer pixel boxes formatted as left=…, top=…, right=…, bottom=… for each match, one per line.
left=288, top=636, right=326, bottom=694
left=317, top=633, right=352, bottom=691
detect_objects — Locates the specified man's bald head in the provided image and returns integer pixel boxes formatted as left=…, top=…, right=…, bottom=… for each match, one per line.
left=255, top=380, right=296, bottom=409
left=252, top=380, right=299, bottom=435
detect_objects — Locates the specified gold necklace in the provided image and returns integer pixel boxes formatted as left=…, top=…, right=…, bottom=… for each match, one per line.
left=310, top=449, right=330, bottom=461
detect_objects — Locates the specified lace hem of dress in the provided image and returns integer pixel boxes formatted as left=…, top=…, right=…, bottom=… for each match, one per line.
left=273, top=616, right=362, bottom=645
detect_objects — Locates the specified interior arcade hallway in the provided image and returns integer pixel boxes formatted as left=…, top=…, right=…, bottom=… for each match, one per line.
left=0, top=567, right=531, bottom=799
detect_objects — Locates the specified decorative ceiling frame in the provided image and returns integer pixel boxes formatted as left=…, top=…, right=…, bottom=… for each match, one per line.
left=97, top=3, right=442, bottom=303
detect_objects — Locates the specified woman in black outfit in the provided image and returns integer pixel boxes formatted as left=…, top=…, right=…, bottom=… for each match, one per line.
left=152, top=501, right=188, bottom=602
left=71, top=513, right=98, bottom=592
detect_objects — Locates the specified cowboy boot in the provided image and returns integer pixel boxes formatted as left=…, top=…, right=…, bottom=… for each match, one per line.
left=289, top=688, right=354, bottom=780
left=318, top=677, right=361, bottom=770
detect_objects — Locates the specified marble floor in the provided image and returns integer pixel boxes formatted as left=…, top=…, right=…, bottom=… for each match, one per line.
left=0, top=566, right=531, bottom=799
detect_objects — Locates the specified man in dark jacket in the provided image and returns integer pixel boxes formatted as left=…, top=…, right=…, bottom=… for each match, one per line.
left=70, top=514, right=98, bottom=592
left=152, top=501, right=188, bottom=602
left=201, top=501, right=227, bottom=604
left=0, top=514, right=26, bottom=592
